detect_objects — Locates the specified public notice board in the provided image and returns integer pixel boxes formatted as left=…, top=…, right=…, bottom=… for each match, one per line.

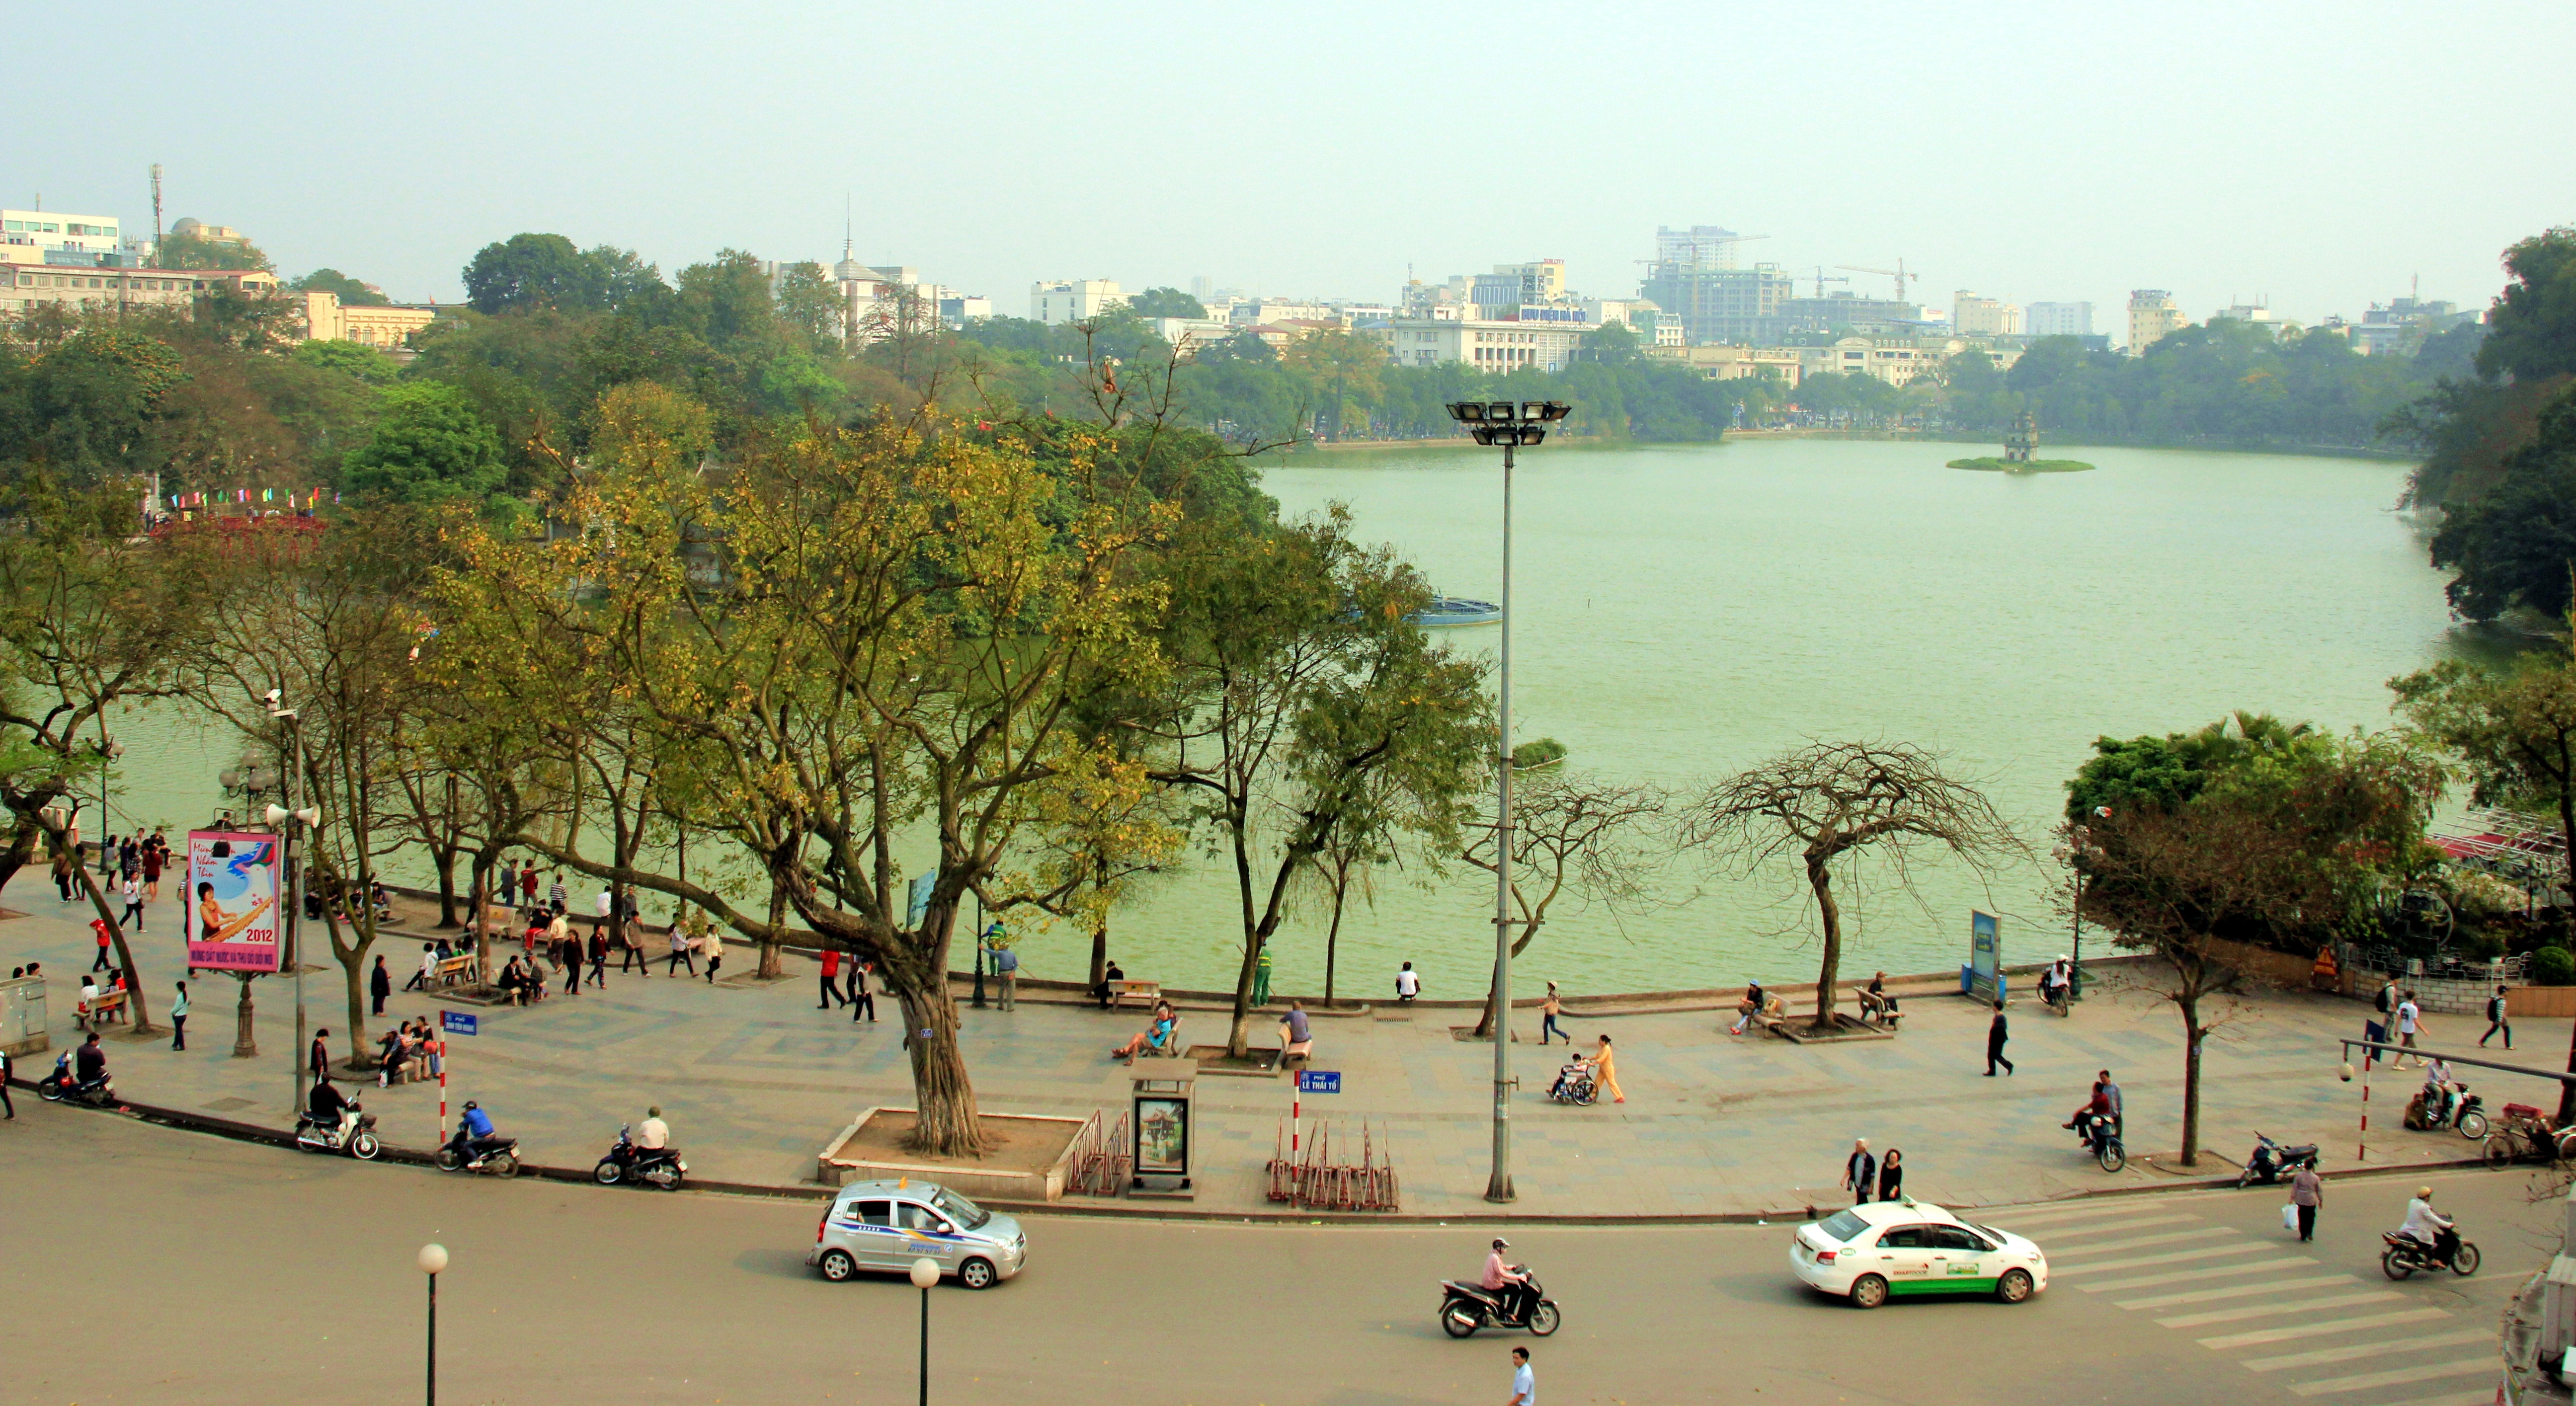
left=184, top=831, right=281, bottom=973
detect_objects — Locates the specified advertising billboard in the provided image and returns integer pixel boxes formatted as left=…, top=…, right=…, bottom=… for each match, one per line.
left=186, top=830, right=281, bottom=972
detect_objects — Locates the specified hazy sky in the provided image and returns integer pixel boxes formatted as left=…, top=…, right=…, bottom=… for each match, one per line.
left=13, top=1, right=2570, bottom=327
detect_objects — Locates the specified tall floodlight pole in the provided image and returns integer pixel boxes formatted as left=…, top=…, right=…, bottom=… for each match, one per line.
left=266, top=692, right=313, bottom=1111
left=1444, top=397, right=1570, bottom=1204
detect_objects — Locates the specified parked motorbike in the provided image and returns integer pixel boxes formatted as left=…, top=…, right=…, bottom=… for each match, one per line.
left=2237, top=1132, right=2320, bottom=1187
left=293, top=1102, right=383, bottom=1160
left=2380, top=1230, right=2480, bottom=1279
left=434, top=1132, right=522, bottom=1177
left=594, top=1124, right=686, bottom=1190
left=1438, top=1268, right=1561, bottom=1338
left=36, top=1065, right=116, bottom=1109
left=2076, top=1112, right=2125, bottom=1173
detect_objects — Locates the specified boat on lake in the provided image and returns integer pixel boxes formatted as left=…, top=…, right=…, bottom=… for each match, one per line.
left=1409, top=595, right=1501, bottom=627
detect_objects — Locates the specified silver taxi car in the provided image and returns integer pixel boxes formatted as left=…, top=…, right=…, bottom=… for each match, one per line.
left=807, top=1179, right=1027, bottom=1289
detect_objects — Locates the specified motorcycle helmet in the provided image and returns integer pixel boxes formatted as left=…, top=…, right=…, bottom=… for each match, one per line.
left=464, top=1100, right=480, bottom=1111
left=2417, top=1185, right=2433, bottom=1199
left=1491, top=1237, right=1510, bottom=1250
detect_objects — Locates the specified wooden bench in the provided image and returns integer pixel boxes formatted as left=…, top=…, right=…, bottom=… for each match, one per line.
left=78, top=988, right=128, bottom=1031
left=1855, top=990, right=1904, bottom=1031
left=1108, top=979, right=1162, bottom=1011
left=432, top=955, right=476, bottom=987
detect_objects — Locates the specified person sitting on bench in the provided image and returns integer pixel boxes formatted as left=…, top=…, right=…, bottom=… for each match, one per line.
left=1110, top=1001, right=1176, bottom=1060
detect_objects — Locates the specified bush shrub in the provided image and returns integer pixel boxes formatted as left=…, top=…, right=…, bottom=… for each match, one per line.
left=2532, top=946, right=2574, bottom=986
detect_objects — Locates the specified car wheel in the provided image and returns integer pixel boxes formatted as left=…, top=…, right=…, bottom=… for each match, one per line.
left=819, top=1250, right=858, bottom=1283
left=2452, top=1242, right=2481, bottom=1276
left=959, top=1257, right=996, bottom=1290
left=350, top=1132, right=382, bottom=1161
left=2458, top=1111, right=2489, bottom=1139
left=1850, top=1274, right=1889, bottom=1310
left=2484, top=1137, right=2515, bottom=1169
left=1528, top=1301, right=1561, bottom=1336
left=1995, top=1268, right=2034, bottom=1304
left=2382, top=1248, right=2414, bottom=1281
left=1441, top=1304, right=1481, bottom=1338
left=493, top=1151, right=520, bottom=1178
left=2098, top=1140, right=2127, bottom=1173
left=594, top=1161, right=624, bottom=1186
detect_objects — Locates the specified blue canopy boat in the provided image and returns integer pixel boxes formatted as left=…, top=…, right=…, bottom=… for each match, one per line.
left=1409, top=595, right=1502, bottom=627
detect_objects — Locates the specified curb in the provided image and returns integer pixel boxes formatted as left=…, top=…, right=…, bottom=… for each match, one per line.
left=10, top=1075, right=2510, bottom=1227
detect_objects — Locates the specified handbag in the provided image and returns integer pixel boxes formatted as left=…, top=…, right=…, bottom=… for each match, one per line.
left=2281, top=1203, right=2298, bottom=1231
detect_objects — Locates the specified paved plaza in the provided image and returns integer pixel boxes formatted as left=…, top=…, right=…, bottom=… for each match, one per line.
left=3, top=870, right=2548, bottom=1218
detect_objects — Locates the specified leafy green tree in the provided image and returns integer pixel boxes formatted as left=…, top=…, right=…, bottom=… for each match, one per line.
left=292, top=338, right=400, bottom=385
left=290, top=269, right=391, bottom=307
left=2425, top=386, right=2576, bottom=620
left=773, top=261, right=843, bottom=353
left=462, top=234, right=607, bottom=315
left=1127, top=287, right=1207, bottom=318
left=157, top=230, right=273, bottom=271
left=2067, top=734, right=2205, bottom=820
left=340, top=382, right=506, bottom=505
left=2478, top=228, right=2576, bottom=384
left=0, top=328, right=189, bottom=484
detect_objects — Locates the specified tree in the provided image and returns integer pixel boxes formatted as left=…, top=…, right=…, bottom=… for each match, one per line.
left=0, top=327, right=189, bottom=485
left=1689, top=742, right=2021, bottom=1031
left=158, top=229, right=273, bottom=272
left=2479, top=228, right=2576, bottom=385
left=1459, top=772, right=1673, bottom=1036
left=2425, top=385, right=2576, bottom=621
left=1127, top=288, right=1207, bottom=319
left=462, top=234, right=607, bottom=315
left=290, top=269, right=391, bottom=307
left=773, top=261, right=844, bottom=353
left=291, top=339, right=400, bottom=386
left=340, top=383, right=506, bottom=507
left=2394, top=654, right=2576, bottom=908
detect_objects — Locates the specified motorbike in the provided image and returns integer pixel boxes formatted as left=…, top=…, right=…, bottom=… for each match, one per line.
left=36, top=1063, right=116, bottom=1109
left=594, top=1124, right=687, bottom=1189
left=2076, top=1112, right=2125, bottom=1173
left=2380, top=1230, right=2481, bottom=1279
left=434, top=1132, right=522, bottom=1177
left=1438, top=1267, right=1561, bottom=1338
left=293, top=1102, right=383, bottom=1160
left=2405, top=1084, right=2489, bottom=1139
left=2237, top=1132, right=2320, bottom=1187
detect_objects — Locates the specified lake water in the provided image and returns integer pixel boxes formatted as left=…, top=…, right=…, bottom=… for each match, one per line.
left=96, top=439, right=2474, bottom=999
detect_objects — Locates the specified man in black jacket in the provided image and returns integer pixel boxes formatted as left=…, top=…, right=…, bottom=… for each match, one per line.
left=1985, top=1000, right=2013, bottom=1076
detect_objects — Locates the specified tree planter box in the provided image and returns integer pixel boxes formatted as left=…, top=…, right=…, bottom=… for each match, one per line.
left=816, top=1106, right=1086, bottom=1201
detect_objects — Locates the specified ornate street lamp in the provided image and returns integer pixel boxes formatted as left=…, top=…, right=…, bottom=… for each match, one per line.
left=1443, top=398, right=1569, bottom=1203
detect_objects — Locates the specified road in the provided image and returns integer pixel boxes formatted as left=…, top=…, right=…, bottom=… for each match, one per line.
left=0, top=1105, right=2555, bottom=1406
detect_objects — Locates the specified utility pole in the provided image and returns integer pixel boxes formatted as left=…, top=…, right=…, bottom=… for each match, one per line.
left=150, top=163, right=163, bottom=258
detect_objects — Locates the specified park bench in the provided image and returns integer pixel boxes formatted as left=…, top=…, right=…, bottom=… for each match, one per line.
left=79, top=988, right=128, bottom=1031
left=1146, top=1014, right=1185, bottom=1059
left=1855, top=989, right=1904, bottom=1031
left=432, top=955, right=476, bottom=987
left=1108, top=979, right=1162, bottom=1011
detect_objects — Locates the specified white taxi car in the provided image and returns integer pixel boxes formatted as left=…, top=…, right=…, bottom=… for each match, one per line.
left=1789, top=1198, right=2046, bottom=1308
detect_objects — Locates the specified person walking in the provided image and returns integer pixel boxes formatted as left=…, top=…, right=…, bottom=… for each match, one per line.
left=141, top=842, right=162, bottom=902
left=667, top=919, right=696, bottom=978
left=593, top=887, right=613, bottom=938
left=2481, top=985, right=2512, bottom=1049
left=89, top=917, right=114, bottom=970
left=0, top=1044, right=12, bottom=1118
left=819, top=947, right=846, bottom=1009
left=1507, top=1347, right=1534, bottom=1406
left=619, top=910, right=647, bottom=973
left=851, top=960, right=877, bottom=1023
left=1984, top=999, right=2014, bottom=1076
left=992, top=937, right=1019, bottom=1012
left=520, top=866, right=539, bottom=906
left=1842, top=1139, right=1876, bottom=1206
left=2395, top=990, right=2423, bottom=1068
left=497, top=861, right=518, bottom=909
left=1396, top=961, right=1422, bottom=1004
left=1591, top=1033, right=1624, bottom=1104
left=51, top=845, right=74, bottom=902
left=369, top=955, right=392, bottom=1016
left=118, top=874, right=145, bottom=931
left=309, top=1028, right=333, bottom=1084
left=547, top=872, right=567, bottom=913
left=170, top=980, right=189, bottom=1052
left=1540, top=983, right=1566, bottom=1045
left=586, top=927, right=607, bottom=988
left=1877, top=1147, right=1904, bottom=1203
left=561, top=933, right=583, bottom=996
left=2289, top=1159, right=2324, bottom=1242
left=702, top=925, right=724, bottom=984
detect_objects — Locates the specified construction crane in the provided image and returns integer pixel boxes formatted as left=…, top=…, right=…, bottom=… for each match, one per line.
left=1836, top=259, right=1918, bottom=303
left=1809, top=266, right=1851, bottom=298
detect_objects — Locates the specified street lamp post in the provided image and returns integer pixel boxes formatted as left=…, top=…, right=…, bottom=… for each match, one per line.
left=417, top=1243, right=447, bottom=1406
left=264, top=692, right=313, bottom=1111
left=1443, top=397, right=1569, bottom=1204
left=908, top=1256, right=939, bottom=1405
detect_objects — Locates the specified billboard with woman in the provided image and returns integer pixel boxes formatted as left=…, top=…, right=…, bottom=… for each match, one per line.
left=186, top=831, right=281, bottom=972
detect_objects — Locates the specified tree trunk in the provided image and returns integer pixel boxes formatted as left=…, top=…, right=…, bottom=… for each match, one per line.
left=432, top=846, right=460, bottom=929
left=758, top=882, right=786, bottom=979
left=2178, top=993, right=2204, bottom=1168
left=1323, top=868, right=1349, bottom=1008
left=1226, top=935, right=1264, bottom=1058
left=0, top=811, right=40, bottom=896
left=61, top=824, right=154, bottom=1034
left=323, top=906, right=372, bottom=1056
left=894, top=982, right=984, bottom=1157
left=231, top=975, right=258, bottom=1058
left=1806, top=851, right=1842, bottom=1031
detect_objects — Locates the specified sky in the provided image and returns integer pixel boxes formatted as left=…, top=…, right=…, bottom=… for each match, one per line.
left=10, top=0, right=2571, bottom=328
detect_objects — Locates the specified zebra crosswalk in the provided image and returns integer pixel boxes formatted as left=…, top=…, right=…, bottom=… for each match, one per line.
left=1980, top=1197, right=2500, bottom=1406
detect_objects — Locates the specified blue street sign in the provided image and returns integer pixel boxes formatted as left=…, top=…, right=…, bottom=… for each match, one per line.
left=1297, top=1070, right=1341, bottom=1094
left=440, top=1010, right=479, bottom=1036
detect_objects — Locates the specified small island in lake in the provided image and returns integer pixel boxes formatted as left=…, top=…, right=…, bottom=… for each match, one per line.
left=1950, top=410, right=2094, bottom=473
left=1949, top=457, right=2095, bottom=473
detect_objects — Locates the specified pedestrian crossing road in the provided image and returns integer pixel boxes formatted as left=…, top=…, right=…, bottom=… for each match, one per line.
left=1980, top=1183, right=2528, bottom=1406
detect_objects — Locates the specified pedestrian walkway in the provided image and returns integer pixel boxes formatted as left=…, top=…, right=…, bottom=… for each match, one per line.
left=1994, top=1194, right=2513, bottom=1405
left=0, top=868, right=2552, bottom=1219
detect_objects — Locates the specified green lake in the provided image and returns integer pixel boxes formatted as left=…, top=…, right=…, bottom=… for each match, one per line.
left=96, top=439, right=2476, bottom=1000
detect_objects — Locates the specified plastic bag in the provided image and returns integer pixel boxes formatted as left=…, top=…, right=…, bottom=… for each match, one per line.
left=2281, top=1203, right=2298, bottom=1231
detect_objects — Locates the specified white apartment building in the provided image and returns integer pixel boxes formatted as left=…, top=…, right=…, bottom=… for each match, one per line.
left=1386, top=318, right=1584, bottom=373
left=2209, top=301, right=2293, bottom=337
left=2127, top=290, right=2186, bottom=352
left=1951, top=291, right=2023, bottom=337
left=1227, top=298, right=1333, bottom=327
left=1031, top=279, right=1125, bottom=325
left=2023, top=301, right=2093, bottom=337
left=1, top=261, right=277, bottom=314
left=1, top=209, right=123, bottom=265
